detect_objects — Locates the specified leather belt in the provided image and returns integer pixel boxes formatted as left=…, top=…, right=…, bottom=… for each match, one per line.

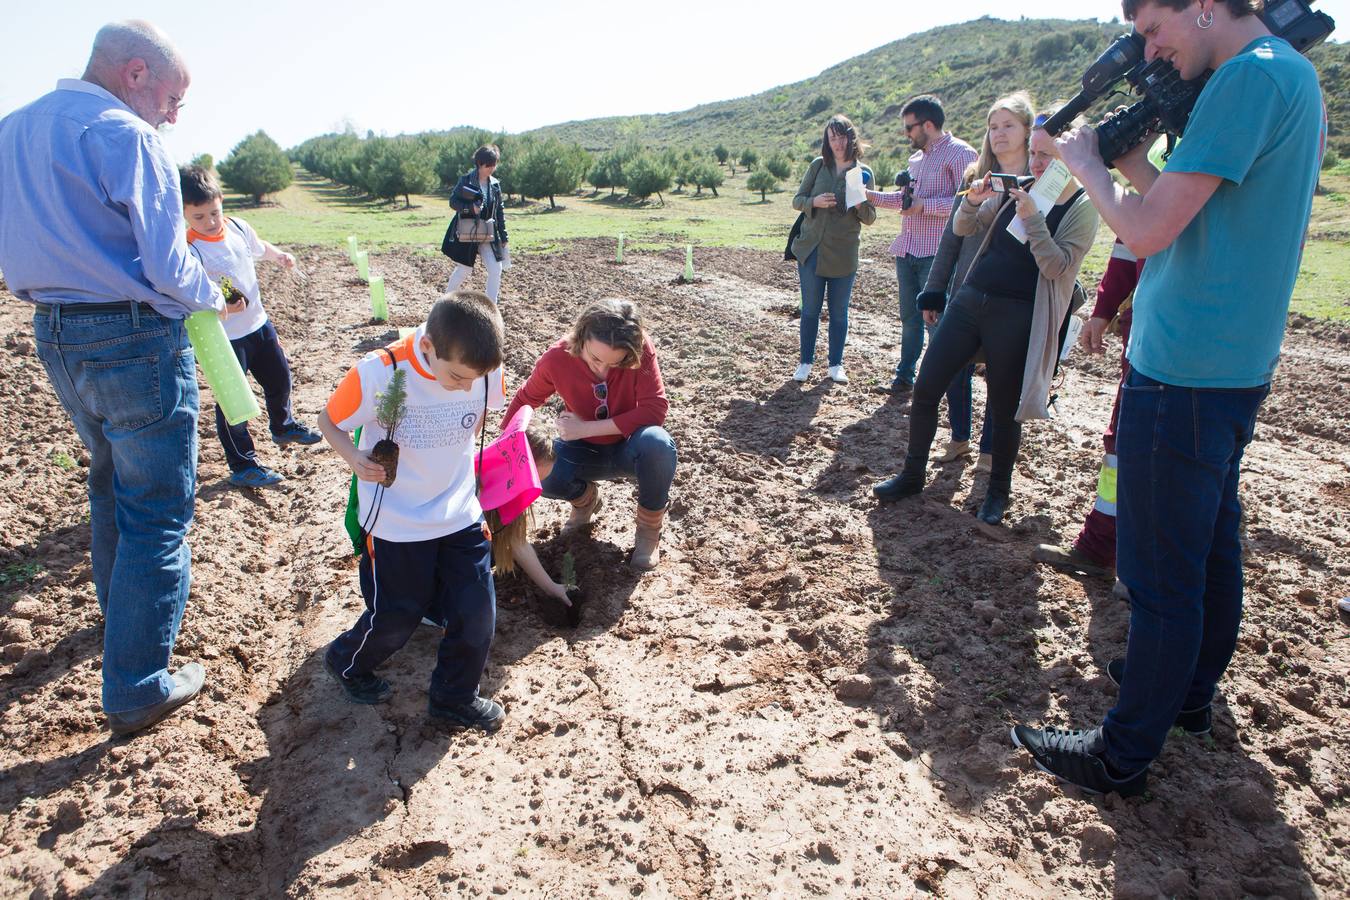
left=33, top=300, right=153, bottom=316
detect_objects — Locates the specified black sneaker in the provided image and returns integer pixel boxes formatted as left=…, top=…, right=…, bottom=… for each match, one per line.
left=887, top=377, right=913, bottom=395
left=1010, top=724, right=1148, bottom=797
left=274, top=422, right=324, bottom=446
left=428, top=695, right=505, bottom=733
left=1103, top=659, right=1212, bottom=736
left=324, top=655, right=392, bottom=704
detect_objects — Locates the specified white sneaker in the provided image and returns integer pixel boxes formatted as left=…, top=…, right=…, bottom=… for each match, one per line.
left=827, top=365, right=849, bottom=384
left=793, top=363, right=812, bottom=382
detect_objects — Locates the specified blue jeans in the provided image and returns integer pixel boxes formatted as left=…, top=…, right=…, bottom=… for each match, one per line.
left=541, top=426, right=678, bottom=511
left=893, top=254, right=935, bottom=383
left=797, top=248, right=856, bottom=367
left=1104, top=369, right=1269, bottom=774
left=32, top=303, right=199, bottom=715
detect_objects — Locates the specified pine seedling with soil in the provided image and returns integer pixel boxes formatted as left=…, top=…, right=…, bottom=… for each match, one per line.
left=560, top=551, right=583, bottom=627
left=370, top=368, right=407, bottom=487
left=218, top=275, right=247, bottom=306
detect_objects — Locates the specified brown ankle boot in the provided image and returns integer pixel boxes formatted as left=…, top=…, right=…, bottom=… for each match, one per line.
left=630, top=505, right=666, bottom=570
left=563, top=484, right=602, bottom=533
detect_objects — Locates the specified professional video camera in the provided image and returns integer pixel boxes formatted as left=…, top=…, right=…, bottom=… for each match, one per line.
left=1041, top=0, right=1335, bottom=166
left=894, top=169, right=914, bottom=209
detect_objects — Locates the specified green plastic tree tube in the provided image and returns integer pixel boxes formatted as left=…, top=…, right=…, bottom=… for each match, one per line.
left=369, top=276, right=388, bottom=321
left=185, top=311, right=260, bottom=426
left=684, top=245, right=694, bottom=281
left=346, top=235, right=358, bottom=262
left=356, top=251, right=369, bottom=282
left=616, top=233, right=624, bottom=263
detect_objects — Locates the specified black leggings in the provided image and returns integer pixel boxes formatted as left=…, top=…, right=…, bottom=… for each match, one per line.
left=904, top=284, right=1034, bottom=489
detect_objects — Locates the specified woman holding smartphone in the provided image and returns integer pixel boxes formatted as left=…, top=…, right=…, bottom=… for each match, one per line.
left=873, top=109, right=1099, bottom=525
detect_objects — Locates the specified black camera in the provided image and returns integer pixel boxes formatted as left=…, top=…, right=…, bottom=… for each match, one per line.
left=987, top=173, right=1036, bottom=192
left=894, top=169, right=914, bottom=209
left=1042, top=0, right=1334, bottom=166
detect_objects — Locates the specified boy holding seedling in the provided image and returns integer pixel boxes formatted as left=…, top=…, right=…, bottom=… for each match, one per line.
left=317, top=292, right=509, bottom=732
left=180, top=164, right=322, bottom=489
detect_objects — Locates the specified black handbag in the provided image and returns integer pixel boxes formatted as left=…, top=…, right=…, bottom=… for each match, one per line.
left=783, top=158, right=825, bottom=263
left=783, top=213, right=805, bottom=262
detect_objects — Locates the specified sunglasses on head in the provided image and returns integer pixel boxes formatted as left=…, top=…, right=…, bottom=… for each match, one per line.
left=1033, top=113, right=1051, bottom=128
left=592, top=381, right=609, bottom=420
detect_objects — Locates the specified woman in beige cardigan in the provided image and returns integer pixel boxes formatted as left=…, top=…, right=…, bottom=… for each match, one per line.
left=873, top=117, right=1099, bottom=524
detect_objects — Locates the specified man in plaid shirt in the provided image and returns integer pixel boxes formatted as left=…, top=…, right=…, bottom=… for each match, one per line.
left=867, top=95, right=977, bottom=394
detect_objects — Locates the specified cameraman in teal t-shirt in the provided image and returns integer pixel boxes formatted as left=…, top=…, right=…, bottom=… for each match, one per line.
left=1009, top=0, right=1326, bottom=797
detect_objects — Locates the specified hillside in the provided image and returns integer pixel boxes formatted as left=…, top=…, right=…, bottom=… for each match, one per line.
left=528, top=16, right=1350, bottom=161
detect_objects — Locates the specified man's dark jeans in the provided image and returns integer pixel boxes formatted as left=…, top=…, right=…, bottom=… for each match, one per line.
left=1104, top=368, right=1269, bottom=774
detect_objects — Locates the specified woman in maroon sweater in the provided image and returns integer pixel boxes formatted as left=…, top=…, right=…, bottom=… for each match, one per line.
left=504, top=299, right=676, bottom=570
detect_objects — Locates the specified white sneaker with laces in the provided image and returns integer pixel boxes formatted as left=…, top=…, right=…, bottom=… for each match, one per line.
left=827, top=365, right=849, bottom=384
left=793, top=362, right=812, bottom=382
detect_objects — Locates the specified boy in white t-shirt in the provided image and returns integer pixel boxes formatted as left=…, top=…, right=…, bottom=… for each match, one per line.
left=180, top=165, right=322, bottom=489
left=318, top=292, right=509, bottom=731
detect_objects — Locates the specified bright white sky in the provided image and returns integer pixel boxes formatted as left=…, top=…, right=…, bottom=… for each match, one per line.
left=2, top=0, right=1346, bottom=163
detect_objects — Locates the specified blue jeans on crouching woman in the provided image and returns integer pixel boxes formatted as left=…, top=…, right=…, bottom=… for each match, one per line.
left=542, top=427, right=678, bottom=511
left=32, top=303, right=198, bottom=715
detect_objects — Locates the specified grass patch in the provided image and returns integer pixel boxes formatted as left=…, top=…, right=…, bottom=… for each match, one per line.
left=1291, top=241, right=1350, bottom=321
left=234, top=168, right=1350, bottom=323
left=50, top=450, right=76, bottom=471
left=0, top=561, right=42, bottom=589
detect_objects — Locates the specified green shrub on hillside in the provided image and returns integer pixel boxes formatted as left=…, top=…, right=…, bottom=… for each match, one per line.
left=219, top=131, right=292, bottom=204
left=625, top=154, right=672, bottom=204
left=747, top=170, right=778, bottom=201
left=690, top=161, right=724, bottom=197
left=517, top=138, right=589, bottom=208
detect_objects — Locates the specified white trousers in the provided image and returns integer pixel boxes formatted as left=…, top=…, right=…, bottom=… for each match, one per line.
left=445, top=243, right=502, bottom=302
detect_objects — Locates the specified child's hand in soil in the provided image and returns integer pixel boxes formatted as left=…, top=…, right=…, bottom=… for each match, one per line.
left=346, top=450, right=388, bottom=483
left=548, top=582, right=572, bottom=606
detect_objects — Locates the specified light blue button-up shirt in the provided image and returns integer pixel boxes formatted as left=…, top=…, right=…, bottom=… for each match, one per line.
left=0, top=79, right=221, bottom=318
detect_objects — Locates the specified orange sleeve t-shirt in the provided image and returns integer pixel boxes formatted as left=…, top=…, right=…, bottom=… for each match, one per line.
left=328, top=324, right=506, bottom=542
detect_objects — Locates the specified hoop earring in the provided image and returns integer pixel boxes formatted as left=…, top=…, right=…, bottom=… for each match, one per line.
left=1196, top=9, right=1214, bottom=28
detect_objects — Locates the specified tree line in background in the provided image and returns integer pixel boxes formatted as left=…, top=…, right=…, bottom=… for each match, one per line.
left=209, top=127, right=824, bottom=209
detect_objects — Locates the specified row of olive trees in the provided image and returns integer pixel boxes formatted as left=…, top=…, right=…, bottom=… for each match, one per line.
left=216, top=127, right=806, bottom=208
left=290, top=129, right=591, bottom=208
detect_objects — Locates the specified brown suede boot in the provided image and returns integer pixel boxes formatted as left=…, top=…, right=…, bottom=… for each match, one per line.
left=630, top=504, right=667, bottom=570
left=563, top=483, right=602, bottom=533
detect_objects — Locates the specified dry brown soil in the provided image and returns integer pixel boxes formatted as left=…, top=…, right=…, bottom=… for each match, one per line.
left=1, top=238, right=1347, bottom=898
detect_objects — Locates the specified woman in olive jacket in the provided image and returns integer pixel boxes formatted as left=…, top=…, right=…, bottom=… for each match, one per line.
left=789, top=114, right=876, bottom=385
left=443, top=144, right=509, bottom=302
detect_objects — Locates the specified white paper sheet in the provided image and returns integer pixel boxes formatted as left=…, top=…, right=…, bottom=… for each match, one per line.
left=1007, top=160, right=1072, bottom=243
left=845, top=166, right=868, bottom=209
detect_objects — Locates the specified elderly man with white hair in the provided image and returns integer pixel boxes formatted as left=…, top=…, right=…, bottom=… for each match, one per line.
left=0, top=21, right=227, bottom=735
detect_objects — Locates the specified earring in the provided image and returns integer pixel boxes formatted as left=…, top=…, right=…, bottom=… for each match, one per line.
left=1196, top=8, right=1214, bottom=28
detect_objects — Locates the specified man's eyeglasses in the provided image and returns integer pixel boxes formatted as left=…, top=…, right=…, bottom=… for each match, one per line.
left=592, top=382, right=609, bottom=420
left=148, top=67, right=186, bottom=113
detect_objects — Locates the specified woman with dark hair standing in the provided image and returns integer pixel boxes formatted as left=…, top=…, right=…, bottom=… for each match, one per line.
left=789, top=114, right=875, bottom=385
left=874, top=111, right=1099, bottom=525
left=504, top=299, right=677, bottom=570
left=444, top=144, right=508, bottom=302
